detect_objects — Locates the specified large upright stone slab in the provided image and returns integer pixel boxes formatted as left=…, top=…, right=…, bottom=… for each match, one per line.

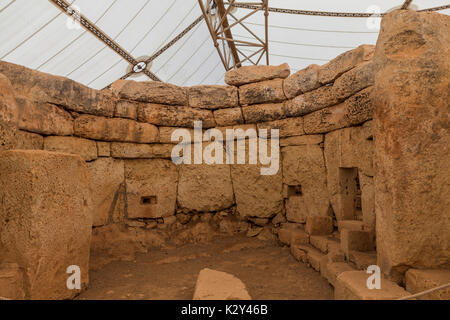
left=0, top=150, right=92, bottom=299
left=373, top=10, right=450, bottom=277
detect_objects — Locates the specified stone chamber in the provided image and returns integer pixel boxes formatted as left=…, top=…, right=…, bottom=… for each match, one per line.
left=0, top=10, right=449, bottom=300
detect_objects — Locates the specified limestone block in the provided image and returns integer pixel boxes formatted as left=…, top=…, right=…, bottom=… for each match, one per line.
left=405, top=269, right=450, bottom=300
left=324, top=262, right=355, bottom=287
left=96, top=141, right=111, bottom=157
left=359, top=174, right=375, bottom=233
left=110, top=142, right=173, bottom=159
left=16, top=97, right=73, bottom=136
left=214, top=107, right=244, bottom=127
left=337, top=220, right=364, bottom=232
left=44, top=136, right=98, bottom=162
left=282, top=145, right=330, bottom=220
left=0, top=150, right=92, bottom=299
left=284, top=85, right=340, bottom=118
left=0, top=61, right=115, bottom=117
left=278, top=226, right=309, bottom=246
left=333, top=62, right=376, bottom=100
left=307, top=248, right=326, bottom=272
left=348, top=251, right=377, bottom=270
left=242, top=103, right=285, bottom=123
left=87, top=158, right=125, bottom=227
left=193, top=268, right=251, bottom=300
left=340, top=230, right=374, bottom=257
left=188, top=85, right=238, bottom=109
left=0, top=121, right=17, bottom=151
left=257, top=117, right=304, bottom=138
left=138, top=103, right=215, bottom=128
left=0, top=73, right=18, bottom=126
left=0, top=263, right=25, bottom=300
left=15, top=130, right=43, bottom=150
left=283, top=64, right=321, bottom=98
left=318, top=45, right=375, bottom=84
left=177, top=164, right=234, bottom=212
left=111, top=79, right=188, bottom=106
left=280, top=135, right=323, bottom=147
left=373, top=10, right=450, bottom=274
left=305, top=216, right=333, bottom=236
left=344, top=87, right=374, bottom=126
left=225, top=63, right=290, bottom=86
left=239, top=79, right=286, bottom=105
left=74, top=115, right=159, bottom=143
left=335, top=271, right=409, bottom=300
left=124, top=159, right=178, bottom=219
left=115, top=100, right=138, bottom=119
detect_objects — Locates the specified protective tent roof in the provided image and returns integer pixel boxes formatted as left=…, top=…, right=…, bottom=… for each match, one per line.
left=0, top=0, right=448, bottom=90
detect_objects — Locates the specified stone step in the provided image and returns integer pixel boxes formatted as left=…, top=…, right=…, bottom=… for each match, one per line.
left=348, top=251, right=377, bottom=270
left=310, top=235, right=340, bottom=254
left=322, top=262, right=355, bottom=287
left=278, top=225, right=309, bottom=246
left=335, top=271, right=410, bottom=300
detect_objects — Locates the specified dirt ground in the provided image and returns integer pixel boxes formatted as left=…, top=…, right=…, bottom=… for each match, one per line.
left=78, top=235, right=333, bottom=300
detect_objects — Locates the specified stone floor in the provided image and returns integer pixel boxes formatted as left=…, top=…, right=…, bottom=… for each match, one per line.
left=78, top=235, right=333, bottom=300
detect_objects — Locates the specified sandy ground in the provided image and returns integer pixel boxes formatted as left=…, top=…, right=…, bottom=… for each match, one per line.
left=78, top=235, right=333, bottom=300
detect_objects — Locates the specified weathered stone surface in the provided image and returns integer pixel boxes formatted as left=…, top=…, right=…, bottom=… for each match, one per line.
left=0, top=121, right=17, bottom=151
left=283, top=64, right=321, bottom=99
left=124, top=159, right=178, bottom=219
left=282, top=145, right=330, bottom=221
left=278, top=225, right=309, bottom=246
left=74, top=115, right=159, bottom=143
left=111, top=79, right=187, bottom=106
left=257, top=117, right=304, bottom=138
left=14, top=130, right=43, bottom=150
left=344, top=87, right=374, bottom=126
left=138, top=103, right=215, bottom=128
left=337, top=220, right=364, bottom=232
left=178, top=164, right=234, bottom=212
left=242, top=103, right=285, bottom=123
left=96, top=141, right=111, bottom=157
left=87, top=158, right=125, bottom=227
left=225, top=63, right=290, bottom=86
left=373, top=10, right=450, bottom=275
left=188, top=85, right=238, bottom=109
left=305, top=216, right=333, bottom=236
left=193, top=268, right=252, bottom=300
left=319, top=45, right=375, bottom=84
left=341, top=230, right=374, bottom=257
left=280, top=135, right=323, bottom=147
left=333, top=62, right=376, bottom=100
left=0, top=73, right=18, bottom=151
left=324, top=262, right=355, bottom=287
left=0, top=263, right=25, bottom=300
left=214, top=107, right=244, bottom=127
left=0, top=150, right=92, bottom=299
left=284, top=85, right=340, bottom=117
left=44, top=136, right=98, bottom=161
left=307, top=247, right=326, bottom=271
left=335, top=271, right=409, bottom=300
left=231, top=139, right=283, bottom=218
left=0, top=61, right=115, bottom=117
left=405, top=269, right=450, bottom=300
left=239, top=79, right=286, bottom=105
left=16, top=97, right=74, bottom=136
left=359, top=174, right=375, bottom=233
left=348, top=251, right=377, bottom=270
left=111, top=142, right=173, bottom=159
left=115, top=100, right=138, bottom=120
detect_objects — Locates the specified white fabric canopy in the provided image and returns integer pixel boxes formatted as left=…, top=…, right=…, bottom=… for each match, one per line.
left=0, top=0, right=448, bottom=89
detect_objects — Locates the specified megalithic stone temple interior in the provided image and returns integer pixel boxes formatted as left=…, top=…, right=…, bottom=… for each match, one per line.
left=0, top=1, right=449, bottom=301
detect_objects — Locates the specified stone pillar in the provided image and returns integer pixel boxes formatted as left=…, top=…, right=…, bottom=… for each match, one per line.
left=0, top=150, right=93, bottom=299
left=373, top=10, right=450, bottom=280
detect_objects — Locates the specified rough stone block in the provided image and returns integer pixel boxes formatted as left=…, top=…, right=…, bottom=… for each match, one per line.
left=225, top=63, right=290, bottom=86
left=283, top=64, right=321, bottom=98
left=16, top=97, right=74, bottom=136
left=242, top=103, right=285, bottom=123
left=324, top=262, right=355, bottom=287
left=305, top=216, right=333, bottom=236
left=280, top=135, right=323, bottom=147
left=291, top=245, right=307, bottom=262
left=310, top=235, right=334, bottom=254
left=0, top=263, right=25, bottom=300
left=214, top=107, right=244, bottom=127
left=124, top=159, right=178, bottom=219
left=257, top=117, right=304, bottom=138
left=188, top=85, right=238, bottom=109
left=96, top=141, right=111, bottom=157
left=177, top=164, right=234, bottom=212
left=115, top=100, right=138, bottom=120
left=307, top=247, right=326, bottom=272
left=338, top=220, right=364, bottom=232
left=333, top=62, right=375, bottom=101
left=405, top=269, right=450, bottom=300
left=111, top=79, right=187, bottom=106
left=44, top=136, right=98, bottom=162
left=138, top=103, right=215, bottom=128
left=348, top=251, right=377, bottom=270
left=318, top=44, right=375, bottom=84
left=193, top=268, right=251, bottom=300
left=239, top=79, right=286, bottom=105
left=0, top=121, right=17, bottom=151
left=0, top=150, right=92, bottom=299
left=110, top=142, right=173, bottom=159
left=340, top=230, right=374, bottom=257
left=14, top=130, right=43, bottom=150
left=74, top=115, right=159, bottom=143
left=87, top=158, right=125, bottom=227
left=278, top=226, right=309, bottom=246
left=0, top=73, right=19, bottom=126
left=335, top=271, right=409, bottom=300
left=284, top=85, right=340, bottom=117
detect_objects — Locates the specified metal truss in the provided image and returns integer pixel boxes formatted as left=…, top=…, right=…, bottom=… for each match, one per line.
left=198, top=0, right=269, bottom=71
left=49, top=0, right=161, bottom=81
